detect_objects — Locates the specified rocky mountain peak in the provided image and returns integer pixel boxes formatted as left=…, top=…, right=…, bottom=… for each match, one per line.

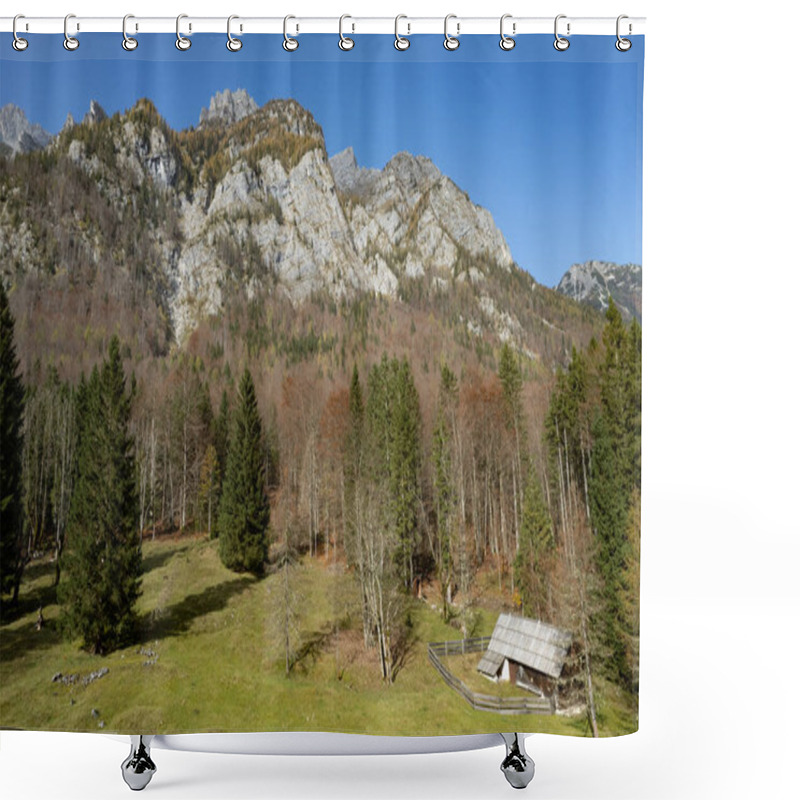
left=556, top=260, right=642, bottom=322
left=258, top=98, right=324, bottom=141
left=329, top=147, right=380, bottom=195
left=199, top=88, right=259, bottom=127
left=0, top=104, right=51, bottom=155
left=61, top=112, right=76, bottom=134
left=83, top=100, right=107, bottom=126
left=385, top=151, right=442, bottom=192
left=3, top=92, right=526, bottom=343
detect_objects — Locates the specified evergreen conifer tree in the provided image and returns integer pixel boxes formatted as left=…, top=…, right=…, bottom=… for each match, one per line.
left=198, top=444, right=221, bottom=538
left=213, top=389, right=230, bottom=477
left=343, top=365, right=364, bottom=563
left=589, top=301, right=642, bottom=687
left=364, top=356, right=422, bottom=591
left=513, top=467, right=554, bottom=617
left=388, top=358, right=421, bottom=590
left=432, top=363, right=457, bottom=617
left=498, top=341, right=523, bottom=431
left=58, top=336, right=141, bottom=654
left=217, top=368, right=269, bottom=574
left=0, top=284, right=24, bottom=606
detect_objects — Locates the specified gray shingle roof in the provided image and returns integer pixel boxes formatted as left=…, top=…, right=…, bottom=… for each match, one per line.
left=476, top=648, right=504, bottom=677
left=480, top=614, right=572, bottom=679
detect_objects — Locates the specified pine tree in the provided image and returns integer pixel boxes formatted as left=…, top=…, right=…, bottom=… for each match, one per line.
left=513, top=466, right=554, bottom=617
left=589, top=301, right=642, bottom=688
left=363, top=356, right=421, bottom=591
left=198, top=444, right=221, bottom=538
left=589, top=410, right=629, bottom=683
left=622, top=489, right=641, bottom=696
left=432, top=363, right=457, bottom=617
left=58, top=336, right=141, bottom=654
left=498, top=342, right=523, bottom=432
left=0, top=283, right=24, bottom=607
left=388, top=358, right=421, bottom=591
left=217, top=368, right=269, bottom=574
left=213, top=389, right=230, bottom=478
left=498, top=341, right=527, bottom=551
left=625, top=319, right=642, bottom=490
left=343, top=364, right=364, bottom=565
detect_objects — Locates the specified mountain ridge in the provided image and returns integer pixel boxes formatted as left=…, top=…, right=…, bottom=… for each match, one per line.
left=1, top=93, right=603, bottom=376
left=0, top=103, right=52, bottom=155
left=556, top=260, right=642, bottom=322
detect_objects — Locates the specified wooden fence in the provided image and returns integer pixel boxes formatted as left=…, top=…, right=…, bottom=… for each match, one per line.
left=427, top=638, right=554, bottom=715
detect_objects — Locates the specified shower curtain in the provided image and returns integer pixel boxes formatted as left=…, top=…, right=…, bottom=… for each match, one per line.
left=0, top=27, right=644, bottom=739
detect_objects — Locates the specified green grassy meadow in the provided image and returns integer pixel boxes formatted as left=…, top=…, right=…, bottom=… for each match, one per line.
left=0, top=534, right=634, bottom=737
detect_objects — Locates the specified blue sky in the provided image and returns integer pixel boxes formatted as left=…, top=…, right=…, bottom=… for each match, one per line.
left=1, top=34, right=643, bottom=287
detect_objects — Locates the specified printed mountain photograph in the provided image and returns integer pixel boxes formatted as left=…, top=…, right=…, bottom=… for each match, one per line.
left=0, top=83, right=641, bottom=738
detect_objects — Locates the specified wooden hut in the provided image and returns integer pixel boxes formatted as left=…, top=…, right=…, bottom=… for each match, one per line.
left=477, top=614, right=572, bottom=698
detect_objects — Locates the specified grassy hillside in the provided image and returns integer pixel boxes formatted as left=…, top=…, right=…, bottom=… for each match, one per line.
left=0, top=534, right=635, bottom=737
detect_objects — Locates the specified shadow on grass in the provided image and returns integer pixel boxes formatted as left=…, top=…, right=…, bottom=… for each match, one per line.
left=142, top=575, right=257, bottom=643
left=141, top=543, right=191, bottom=574
left=0, top=575, right=59, bottom=625
left=0, top=600, right=62, bottom=665
left=21, top=559, right=57, bottom=584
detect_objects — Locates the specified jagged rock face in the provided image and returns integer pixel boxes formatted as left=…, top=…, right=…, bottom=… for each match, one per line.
left=557, top=260, right=642, bottom=322
left=62, top=112, right=76, bottom=134
left=335, top=148, right=514, bottom=283
left=329, top=147, right=379, bottom=195
left=199, top=88, right=259, bottom=127
left=169, top=101, right=516, bottom=340
left=83, top=100, right=107, bottom=126
left=64, top=101, right=179, bottom=191
left=0, top=104, right=51, bottom=154
left=2, top=93, right=529, bottom=344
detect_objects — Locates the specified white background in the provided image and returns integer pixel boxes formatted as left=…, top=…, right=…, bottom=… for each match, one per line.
left=2, top=1, right=799, bottom=798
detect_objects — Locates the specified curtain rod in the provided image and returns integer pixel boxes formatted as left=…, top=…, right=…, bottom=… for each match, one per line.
left=1, top=16, right=645, bottom=37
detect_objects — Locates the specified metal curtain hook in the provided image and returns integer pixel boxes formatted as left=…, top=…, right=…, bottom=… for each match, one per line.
left=339, top=14, right=354, bottom=50
left=12, top=14, right=29, bottom=51
left=122, top=14, right=138, bottom=51
left=176, top=14, right=191, bottom=50
left=227, top=15, right=242, bottom=51
left=554, top=14, right=570, bottom=51
left=394, top=15, right=410, bottom=51
left=616, top=14, right=632, bottom=51
left=499, top=14, right=515, bottom=51
left=444, top=14, right=460, bottom=51
left=283, top=15, right=299, bottom=51
left=63, top=13, right=79, bottom=51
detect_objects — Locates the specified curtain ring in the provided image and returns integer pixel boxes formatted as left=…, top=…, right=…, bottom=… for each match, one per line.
left=394, top=15, right=410, bottom=51
left=616, top=14, right=632, bottom=51
left=339, top=14, right=354, bottom=51
left=122, top=14, right=138, bottom=51
left=554, top=14, right=570, bottom=51
left=63, top=13, right=79, bottom=51
left=443, top=14, right=460, bottom=51
left=283, top=15, right=299, bottom=51
left=176, top=14, right=191, bottom=50
left=227, top=15, right=242, bottom=51
left=499, top=14, right=515, bottom=51
left=12, top=14, right=28, bottom=51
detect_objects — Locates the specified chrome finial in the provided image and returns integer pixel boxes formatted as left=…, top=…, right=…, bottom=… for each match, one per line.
left=121, top=735, right=157, bottom=791
left=500, top=733, right=535, bottom=790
